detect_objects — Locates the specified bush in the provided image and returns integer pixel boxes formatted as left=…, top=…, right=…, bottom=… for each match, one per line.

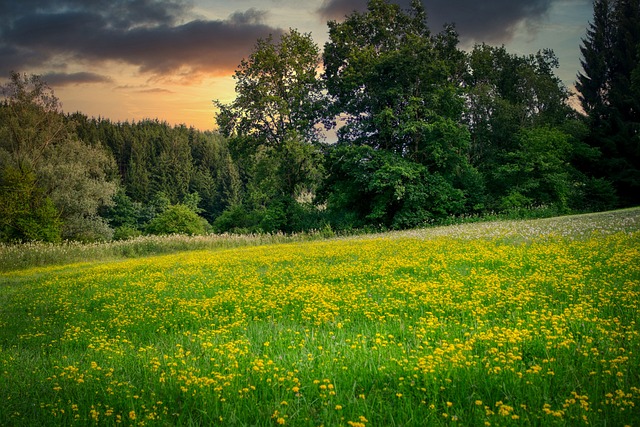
left=570, top=177, right=619, bottom=212
left=146, top=204, right=210, bottom=235
left=322, top=145, right=466, bottom=230
left=212, top=205, right=259, bottom=234
left=499, top=190, right=533, bottom=211
left=62, top=215, right=114, bottom=242
left=113, top=225, right=143, bottom=241
left=258, top=202, right=288, bottom=233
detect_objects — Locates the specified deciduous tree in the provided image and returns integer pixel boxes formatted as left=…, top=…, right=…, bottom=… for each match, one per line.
left=463, top=45, right=575, bottom=210
left=214, top=29, right=326, bottom=231
left=215, top=29, right=326, bottom=146
left=323, top=0, right=467, bottom=157
left=321, top=0, right=476, bottom=224
left=0, top=72, right=118, bottom=242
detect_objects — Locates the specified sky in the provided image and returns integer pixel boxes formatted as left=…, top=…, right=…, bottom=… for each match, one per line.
left=0, top=0, right=594, bottom=131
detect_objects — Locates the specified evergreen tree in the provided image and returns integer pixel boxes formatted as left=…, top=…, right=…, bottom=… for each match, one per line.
left=576, top=0, right=614, bottom=125
left=576, top=0, right=640, bottom=206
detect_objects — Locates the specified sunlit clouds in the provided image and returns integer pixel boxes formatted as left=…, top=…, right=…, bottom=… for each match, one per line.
left=0, top=0, right=593, bottom=130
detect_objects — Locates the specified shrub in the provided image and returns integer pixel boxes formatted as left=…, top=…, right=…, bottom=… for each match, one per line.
left=212, top=205, right=259, bottom=234
left=62, top=215, right=114, bottom=242
left=322, top=145, right=466, bottom=230
left=570, top=177, right=619, bottom=212
left=113, top=225, right=143, bottom=241
left=146, top=204, right=209, bottom=236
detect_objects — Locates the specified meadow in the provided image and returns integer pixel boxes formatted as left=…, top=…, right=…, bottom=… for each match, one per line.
left=1, top=209, right=639, bottom=426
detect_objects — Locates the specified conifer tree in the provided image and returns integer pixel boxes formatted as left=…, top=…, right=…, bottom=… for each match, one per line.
left=576, top=0, right=640, bottom=206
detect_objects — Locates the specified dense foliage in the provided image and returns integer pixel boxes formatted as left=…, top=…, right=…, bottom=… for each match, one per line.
left=1, top=0, right=638, bottom=242
left=320, top=1, right=475, bottom=227
left=0, top=73, right=117, bottom=242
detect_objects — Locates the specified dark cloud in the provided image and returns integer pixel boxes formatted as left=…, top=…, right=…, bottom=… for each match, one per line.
left=229, top=8, right=269, bottom=26
left=0, top=0, right=191, bottom=33
left=42, top=72, right=113, bottom=86
left=317, top=0, right=586, bottom=45
left=317, top=0, right=364, bottom=21
left=0, top=0, right=283, bottom=81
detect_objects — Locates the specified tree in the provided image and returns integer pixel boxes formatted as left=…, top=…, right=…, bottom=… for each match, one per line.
left=576, top=0, right=640, bottom=206
left=101, top=188, right=144, bottom=240
left=0, top=72, right=118, bottom=242
left=492, top=126, right=572, bottom=210
left=323, top=0, right=467, bottom=157
left=463, top=45, right=574, bottom=210
left=576, top=0, right=614, bottom=126
left=0, top=76, right=65, bottom=242
left=465, top=45, right=571, bottom=158
left=39, top=137, right=118, bottom=241
left=188, top=130, right=241, bottom=222
left=76, top=117, right=244, bottom=229
left=0, top=163, right=61, bottom=242
left=321, top=0, right=477, bottom=223
left=0, top=72, right=68, bottom=172
left=215, top=29, right=326, bottom=146
left=151, top=128, right=194, bottom=203
left=608, top=0, right=640, bottom=204
left=214, top=29, right=326, bottom=232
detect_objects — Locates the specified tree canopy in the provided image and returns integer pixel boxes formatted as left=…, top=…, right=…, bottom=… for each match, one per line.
left=2, top=0, right=637, bottom=242
left=215, top=29, right=325, bottom=147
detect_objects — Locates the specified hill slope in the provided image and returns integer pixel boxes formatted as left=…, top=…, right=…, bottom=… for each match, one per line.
left=1, top=208, right=639, bottom=425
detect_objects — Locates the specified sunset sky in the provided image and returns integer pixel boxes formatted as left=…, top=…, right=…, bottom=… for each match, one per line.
left=1, top=0, right=594, bottom=131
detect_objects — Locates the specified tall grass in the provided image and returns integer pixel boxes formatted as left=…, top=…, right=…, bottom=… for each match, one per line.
left=0, top=231, right=333, bottom=273
left=1, top=209, right=639, bottom=426
left=2, top=208, right=638, bottom=273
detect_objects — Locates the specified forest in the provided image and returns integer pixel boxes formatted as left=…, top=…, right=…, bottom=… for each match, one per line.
left=1, top=0, right=639, bottom=243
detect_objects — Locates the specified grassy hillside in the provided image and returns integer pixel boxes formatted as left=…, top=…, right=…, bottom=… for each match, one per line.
left=1, top=209, right=639, bottom=425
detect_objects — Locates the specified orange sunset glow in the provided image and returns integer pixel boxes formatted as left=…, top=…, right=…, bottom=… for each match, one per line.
left=1, top=0, right=594, bottom=130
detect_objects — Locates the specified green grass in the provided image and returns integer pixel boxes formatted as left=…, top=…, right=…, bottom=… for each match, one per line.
left=1, top=209, right=639, bottom=426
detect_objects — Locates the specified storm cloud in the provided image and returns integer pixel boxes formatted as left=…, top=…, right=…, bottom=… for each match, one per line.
left=317, top=0, right=588, bottom=45
left=0, top=0, right=283, bottom=84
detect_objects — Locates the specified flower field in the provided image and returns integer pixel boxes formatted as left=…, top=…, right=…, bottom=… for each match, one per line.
left=1, top=210, right=639, bottom=426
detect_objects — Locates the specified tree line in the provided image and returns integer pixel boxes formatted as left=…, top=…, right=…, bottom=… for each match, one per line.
left=1, top=0, right=638, bottom=243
